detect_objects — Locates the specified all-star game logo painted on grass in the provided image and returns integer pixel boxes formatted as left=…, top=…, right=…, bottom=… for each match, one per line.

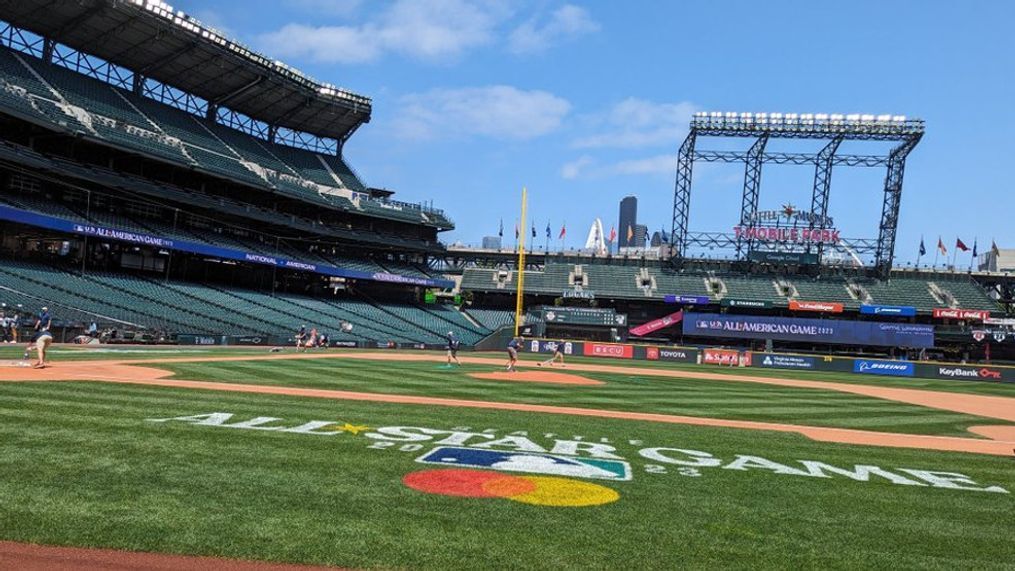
left=147, top=412, right=1011, bottom=507
left=403, top=468, right=621, bottom=507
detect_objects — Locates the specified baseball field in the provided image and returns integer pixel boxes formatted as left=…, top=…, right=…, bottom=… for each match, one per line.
left=1, top=345, right=1013, bottom=569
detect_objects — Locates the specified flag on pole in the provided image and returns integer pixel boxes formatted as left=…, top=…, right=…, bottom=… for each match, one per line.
left=627, top=225, right=634, bottom=242
left=514, top=222, right=519, bottom=240
left=956, top=238, right=970, bottom=252
left=545, top=221, right=551, bottom=239
left=609, top=226, right=617, bottom=242
left=660, top=228, right=669, bottom=243
left=937, top=237, right=947, bottom=255
left=918, top=238, right=926, bottom=256
left=531, top=223, right=536, bottom=239
left=971, top=239, right=978, bottom=258
left=498, top=219, right=503, bottom=237
left=558, top=224, right=566, bottom=239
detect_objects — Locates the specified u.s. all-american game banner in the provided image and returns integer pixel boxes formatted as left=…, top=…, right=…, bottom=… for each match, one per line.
left=682, top=313, right=935, bottom=348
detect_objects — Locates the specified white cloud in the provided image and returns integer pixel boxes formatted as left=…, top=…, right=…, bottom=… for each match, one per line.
left=257, top=0, right=506, bottom=64
left=573, top=98, right=698, bottom=149
left=559, top=154, right=675, bottom=180
left=508, top=4, right=600, bottom=54
left=610, top=154, right=674, bottom=175
left=561, top=155, right=594, bottom=179
left=394, top=85, right=571, bottom=141
left=286, top=0, right=363, bottom=17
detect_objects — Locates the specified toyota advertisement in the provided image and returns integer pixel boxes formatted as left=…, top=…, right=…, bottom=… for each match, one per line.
left=683, top=313, right=935, bottom=348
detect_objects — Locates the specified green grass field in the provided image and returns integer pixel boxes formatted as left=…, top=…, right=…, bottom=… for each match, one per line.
left=1, top=349, right=1013, bottom=569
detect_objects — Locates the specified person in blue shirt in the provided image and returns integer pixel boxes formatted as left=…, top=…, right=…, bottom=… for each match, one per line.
left=505, top=336, right=522, bottom=372
left=446, top=331, right=461, bottom=366
left=28, top=306, right=53, bottom=368
left=35, top=306, right=51, bottom=333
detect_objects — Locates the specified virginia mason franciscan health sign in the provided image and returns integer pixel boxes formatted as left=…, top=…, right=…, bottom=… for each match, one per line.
left=682, top=313, right=935, bottom=348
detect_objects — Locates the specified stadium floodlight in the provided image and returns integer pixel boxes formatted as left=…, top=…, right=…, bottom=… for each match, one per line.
left=892, top=115, right=906, bottom=122
left=815, top=113, right=828, bottom=121
left=877, top=114, right=892, bottom=122
left=861, top=114, right=875, bottom=121
left=846, top=114, right=860, bottom=121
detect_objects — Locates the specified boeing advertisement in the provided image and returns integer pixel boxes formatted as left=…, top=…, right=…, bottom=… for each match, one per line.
left=682, top=313, right=934, bottom=348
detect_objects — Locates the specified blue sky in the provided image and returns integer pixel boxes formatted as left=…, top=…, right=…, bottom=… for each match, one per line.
left=174, top=0, right=1014, bottom=265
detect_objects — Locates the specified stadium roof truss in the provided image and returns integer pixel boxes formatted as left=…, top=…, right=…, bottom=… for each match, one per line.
left=0, top=0, right=371, bottom=153
left=670, top=112, right=924, bottom=274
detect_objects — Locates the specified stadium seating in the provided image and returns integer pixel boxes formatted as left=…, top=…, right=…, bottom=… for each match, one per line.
left=0, top=46, right=454, bottom=228
left=465, top=308, right=516, bottom=331
left=789, top=277, right=859, bottom=308
left=0, top=259, right=495, bottom=343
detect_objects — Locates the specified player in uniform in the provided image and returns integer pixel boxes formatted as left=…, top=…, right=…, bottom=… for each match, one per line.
left=538, top=339, right=567, bottom=368
left=295, top=325, right=307, bottom=351
left=505, top=336, right=522, bottom=372
left=446, top=331, right=461, bottom=366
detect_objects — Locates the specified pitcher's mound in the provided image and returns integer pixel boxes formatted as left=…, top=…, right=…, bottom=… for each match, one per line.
left=469, top=371, right=603, bottom=386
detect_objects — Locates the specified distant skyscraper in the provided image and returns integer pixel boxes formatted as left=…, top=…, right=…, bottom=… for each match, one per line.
left=634, top=224, right=648, bottom=248
left=618, top=196, right=637, bottom=249
left=482, top=236, right=502, bottom=250
left=650, top=231, right=663, bottom=247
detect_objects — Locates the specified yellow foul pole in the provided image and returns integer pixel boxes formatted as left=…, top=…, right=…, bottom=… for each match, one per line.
left=514, top=187, right=527, bottom=336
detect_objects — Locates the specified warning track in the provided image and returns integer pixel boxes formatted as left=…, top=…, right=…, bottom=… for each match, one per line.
left=2, top=351, right=1014, bottom=456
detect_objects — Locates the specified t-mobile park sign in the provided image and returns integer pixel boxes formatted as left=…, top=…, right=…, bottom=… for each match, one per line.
left=734, top=226, right=841, bottom=244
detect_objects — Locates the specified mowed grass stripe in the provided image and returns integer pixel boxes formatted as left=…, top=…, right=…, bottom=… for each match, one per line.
left=0, top=381, right=1011, bottom=569
left=154, top=359, right=1006, bottom=436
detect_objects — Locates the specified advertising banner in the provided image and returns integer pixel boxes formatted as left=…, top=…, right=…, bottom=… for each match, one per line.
left=702, top=348, right=747, bottom=366
left=0, top=204, right=453, bottom=288
left=852, top=359, right=915, bottom=377
left=528, top=340, right=576, bottom=355
left=583, top=343, right=634, bottom=359
left=664, top=295, right=710, bottom=305
left=720, top=299, right=773, bottom=309
left=754, top=354, right=817, bottom=370
left=748, top=251, right=819, bottom=265
left=629, top=311, right=684, bottom=336
left=683, top=313, right=935, bottom=348
left=928, top=365, right=1004, bottom=382
left=654, top=347, right=698, bottom=363
left=860, top=304, right=917, bottom=317
left=932, top=308, right=991, bottom=321
left=788, top=300, right=844, bottom=313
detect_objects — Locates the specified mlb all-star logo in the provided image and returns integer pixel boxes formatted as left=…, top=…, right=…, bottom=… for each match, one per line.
left=416, top=447, right=631, bottom=481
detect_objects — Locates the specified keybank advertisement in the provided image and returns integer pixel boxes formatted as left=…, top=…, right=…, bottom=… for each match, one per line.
left=683, top=313, right=934, bottom=348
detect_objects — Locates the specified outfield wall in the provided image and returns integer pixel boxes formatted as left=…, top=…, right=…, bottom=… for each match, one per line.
left=524, top=339, right=1015, bottom=384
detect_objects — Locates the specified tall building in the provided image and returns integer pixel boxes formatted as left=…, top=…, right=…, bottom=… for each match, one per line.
left=618, top=196, right=637, bottom=248
left=634, top=224, right=648, bottom=248
left=481, top=236, right=502, bottom=250
left=583, top=218, right=607, bottom=255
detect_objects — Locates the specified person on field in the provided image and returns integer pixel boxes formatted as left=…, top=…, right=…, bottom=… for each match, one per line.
left=446, top=331, right=461, bottom=366
left=295, top=325, right=306, bottom=351
left=505, top=336, right=522, bottom=372
left=306, top=327, right=318, bottom=350
left=538, top=340, right=567, bottom=368
left=35, top=306, right=51, bottom=334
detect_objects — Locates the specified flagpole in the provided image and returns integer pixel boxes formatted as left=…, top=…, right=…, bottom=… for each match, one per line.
left=545, top=220, right=549, bottom=253
left=933, top=238, right=939, bottom=268
left=969, top=238, right=977, bottom=271
left=514, top=187, right=527, bottom=337
left=916, top=235, right=923, bottom=267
